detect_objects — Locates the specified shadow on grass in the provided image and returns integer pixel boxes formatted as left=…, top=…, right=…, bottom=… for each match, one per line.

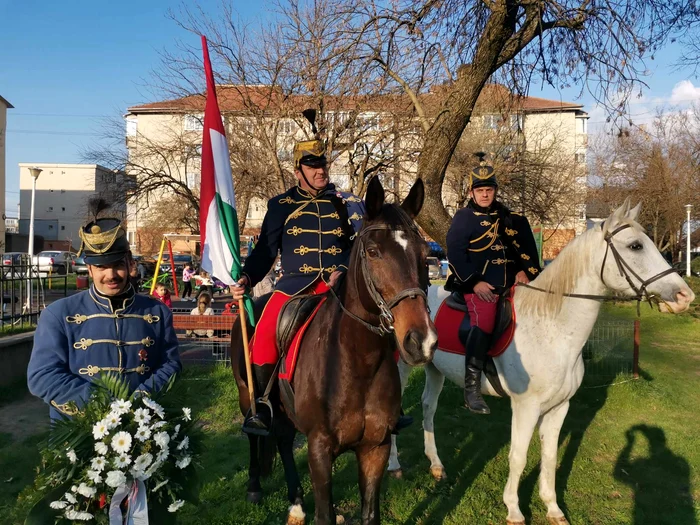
left=614, top=424, right=697, bottom=525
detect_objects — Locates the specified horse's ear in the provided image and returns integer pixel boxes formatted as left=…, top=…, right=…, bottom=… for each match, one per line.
left=400, top=178, right=424, bottom=219
left=603, top=197, right=632, bottom=235
left=628, top=202, right=642, bottom=222
left=365, top=176, right=385, bottom=221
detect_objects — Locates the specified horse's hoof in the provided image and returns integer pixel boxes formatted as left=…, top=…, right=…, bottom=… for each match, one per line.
left=430, top=466, right=447, bottom=481
left=388, top=468, right=403, bottom=479
left=246, top=491, right=262, bottom=504
left=547, top=517, right=570, bottom=525
left=287, top=504, right=305, bottom=525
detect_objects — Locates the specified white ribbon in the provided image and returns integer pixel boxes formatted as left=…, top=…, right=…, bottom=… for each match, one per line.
left=108, top=480, right=149, bottom=525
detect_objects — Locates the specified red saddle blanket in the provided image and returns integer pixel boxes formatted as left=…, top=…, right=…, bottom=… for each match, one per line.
left=279, top=297, right=327, bottom=383
left=433, top=294, right=516, bottom=358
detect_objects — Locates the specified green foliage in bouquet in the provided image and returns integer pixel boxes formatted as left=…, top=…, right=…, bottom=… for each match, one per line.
left=25, top=373, right=201, bottom=524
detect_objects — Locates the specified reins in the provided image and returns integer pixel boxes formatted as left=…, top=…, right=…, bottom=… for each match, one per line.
left=328, top=223, right=427, bottom=337
left=518, top=223, right=678, bottom=315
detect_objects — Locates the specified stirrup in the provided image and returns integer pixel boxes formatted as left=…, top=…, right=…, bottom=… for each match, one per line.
left=242, top=398, right=274, bottom=436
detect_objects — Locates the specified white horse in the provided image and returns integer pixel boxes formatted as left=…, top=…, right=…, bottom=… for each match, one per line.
left=389, top=201, right=695, bottom=525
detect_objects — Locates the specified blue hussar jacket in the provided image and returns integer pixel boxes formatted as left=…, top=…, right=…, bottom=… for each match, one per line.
left=27, top=285, right=182, bottom=420
left=446, top=200, right=542, bottom=292
left=243, top=183, right=365, bottom=295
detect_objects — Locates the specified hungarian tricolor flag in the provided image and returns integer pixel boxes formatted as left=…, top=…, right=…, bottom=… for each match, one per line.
left=199, top=35, right=254, bottom=325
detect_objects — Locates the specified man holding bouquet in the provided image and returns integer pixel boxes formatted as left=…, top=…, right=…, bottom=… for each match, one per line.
left=27, top=217, right=182, bottom=420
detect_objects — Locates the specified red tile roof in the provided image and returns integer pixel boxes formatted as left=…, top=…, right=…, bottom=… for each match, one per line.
left=128, top=84, right=583, bottom=115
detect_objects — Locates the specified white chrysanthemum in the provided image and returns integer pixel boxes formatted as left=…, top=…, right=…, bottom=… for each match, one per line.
left=134, top=425, right=151, bottom=442
left=76, top=483, right=96, bottom=498
left=142, top=397, right=165, bottom=418
left=130, top=468, right=147, bottom=481
left=64, top=509, right=93, bottom=521
left=133, top=408, right=151, bottom=425
left=64, top=492, right=77, bottom=504
left=156, top=449, right=169, bottom=463
left=104, top=411, right=122, bottom=430
left=151, top=420, right=167, bottom=430
left=91, top=456, right=107, bottom=472
left=66, top=448, right=77, bottom=463
left=134, top=453, right=153, bottom=471
left=105, top=470, right=127, bottom=488
left=94, top=441, right=108, bottom=455
left=176, top=436, right=189, bottom=451
left=175, top=456, right=191, bottom=469
left=153, top=478, right=169, bottom=491
left=111, top=431, right=132, bottom=454
left=92, top=420, right=109, bottom=440
left=168, top=500, right=185, bottom=513
left=144, top=460, right=162, bottom=478
left=110, top=399, right=132, bottom=415
left=114, top=454, right=131, bottom=469
left=49, top=500, right=68, bottom=509
left=154, top=431, right=170, bottom=449
left=182, top=407, right=192, bottom=421
left=86, top=470, right=102, bottom=483
left=172, top=424, right=180, bottom=438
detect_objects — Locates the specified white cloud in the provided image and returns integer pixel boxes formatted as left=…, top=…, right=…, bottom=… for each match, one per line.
left=669, top=80, right=700, bottom=104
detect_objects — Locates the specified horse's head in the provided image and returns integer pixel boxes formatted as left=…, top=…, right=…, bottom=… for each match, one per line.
left=600, top=199, right=695, bottom=313
left=352, top=177, right=437, bottom=365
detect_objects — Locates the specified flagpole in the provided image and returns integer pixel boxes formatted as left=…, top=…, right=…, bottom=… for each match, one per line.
left=238, top=298, right=256, bottom=415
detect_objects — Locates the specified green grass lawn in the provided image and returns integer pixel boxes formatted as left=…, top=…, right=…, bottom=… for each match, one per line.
left=1, top=304, right=699, bottom=524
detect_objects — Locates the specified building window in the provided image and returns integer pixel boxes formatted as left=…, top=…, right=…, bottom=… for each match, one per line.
left=483, top=114, right=500, bottom=130
left=575, top=153, right=586, bottom=164
left=510, top=114, right=523, bottom=131
left=186, top=173, right=198, bottom=189
left=61, top=207, right=65, bottom=211
left=48, top=206, right=53, bottom=212
left=278, top=120, right=297, bottom=135
left=576, top=118, right=588, bottom=134
left=184, top=114, right=204, bottom=132
left=48, top=225, right=54, bottom=230
left=61, top=225, right=65, bottom=230
left=126, top=117, right=138, bottom=137
left=357, top=115, right=380, bottom=131
left=127, top=231, right=135, bottom=245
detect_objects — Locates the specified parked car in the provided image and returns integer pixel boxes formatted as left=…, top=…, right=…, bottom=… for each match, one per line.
left=427, top=256, right=441, bottom=280
left=2, top=252, right=30, bottom=278
left=36, top=250, right=75, bottom=275
left=159, top=253, right=198, bottom=274
left=72, top=254, right=89, bottom=275
left=427, top=241, right=446, bottom=260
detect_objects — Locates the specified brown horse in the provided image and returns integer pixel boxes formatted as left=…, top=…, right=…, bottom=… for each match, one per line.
left=231, top=177, right=437, bottom=524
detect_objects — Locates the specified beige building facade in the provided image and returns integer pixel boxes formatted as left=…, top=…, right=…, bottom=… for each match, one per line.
left=124, top=85, right=588, bottom=258
left=0, top=95, right=13, bottom=252
left=18, top=163, right=127, bottom=251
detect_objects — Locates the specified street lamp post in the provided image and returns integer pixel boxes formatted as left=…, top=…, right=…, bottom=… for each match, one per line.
left=26, top=167, right=42, bottom=312
left=686, top=204, right=693, bottom=277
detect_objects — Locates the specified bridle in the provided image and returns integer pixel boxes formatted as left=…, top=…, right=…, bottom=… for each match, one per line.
left=521, top=223, right=679, bottom=314
left=328, top=223, right=428, bottom=337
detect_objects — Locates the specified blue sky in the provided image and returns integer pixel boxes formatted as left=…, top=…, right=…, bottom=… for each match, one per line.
left=2, top=1, right=699, bottom=216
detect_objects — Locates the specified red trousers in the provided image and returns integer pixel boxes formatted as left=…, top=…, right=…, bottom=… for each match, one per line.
left=250, top=280, right=330, bottom=366
left=463, top=293, right=498, bottom=334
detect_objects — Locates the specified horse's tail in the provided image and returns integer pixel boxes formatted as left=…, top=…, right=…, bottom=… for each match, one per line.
left=258, top=433, right=277, bottom=478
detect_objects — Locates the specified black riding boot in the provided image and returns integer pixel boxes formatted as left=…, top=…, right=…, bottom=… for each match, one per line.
left=392, top=409, right=414, bottom=435
left=242, top=364, right=276, bottom=436
left=464, top=327, right=491, bottom=415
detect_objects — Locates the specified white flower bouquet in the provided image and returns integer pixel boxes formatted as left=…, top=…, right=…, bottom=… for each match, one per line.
left=26, top=374, right=199, bottom=524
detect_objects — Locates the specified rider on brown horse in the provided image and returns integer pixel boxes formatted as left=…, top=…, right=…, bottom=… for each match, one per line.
left=231, top=111, right=411, bottom=434
left=445, top=153, right=542, bottom=414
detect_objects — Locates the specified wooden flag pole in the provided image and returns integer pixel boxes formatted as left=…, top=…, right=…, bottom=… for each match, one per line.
left=238, top=298, right=256, bottom=415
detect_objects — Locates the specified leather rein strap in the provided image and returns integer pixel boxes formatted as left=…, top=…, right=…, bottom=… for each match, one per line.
left=520, top=223, right=679, bottom=315
left=328, top=224, right=427, bottom=337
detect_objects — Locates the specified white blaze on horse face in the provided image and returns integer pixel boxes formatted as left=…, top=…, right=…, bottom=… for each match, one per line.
left=422, top=325, right=438, bottom=359
left=393, top=231, right=409, bottom=250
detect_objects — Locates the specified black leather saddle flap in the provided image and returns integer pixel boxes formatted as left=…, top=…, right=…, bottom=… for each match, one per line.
left=276, top=294, right=325, bottom=357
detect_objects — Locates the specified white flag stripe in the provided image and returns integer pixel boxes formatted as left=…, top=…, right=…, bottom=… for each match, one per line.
left=201, top=199, right=236, bottom=286
left=210, top=129, right=235, bottom=207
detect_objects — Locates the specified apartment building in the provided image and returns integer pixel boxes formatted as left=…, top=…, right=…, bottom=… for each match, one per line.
left=18, top=163, right=127, bottom=251
left=0, top=95, right=13, bottom=252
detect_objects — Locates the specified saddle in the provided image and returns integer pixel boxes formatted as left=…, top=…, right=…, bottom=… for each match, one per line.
left=276, top=293, right=326, bottom=357
left=447, top=291, right=513, bottom=345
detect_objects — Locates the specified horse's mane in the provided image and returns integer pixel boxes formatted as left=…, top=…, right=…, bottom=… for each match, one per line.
left=516, top=220, right=642, bottom=317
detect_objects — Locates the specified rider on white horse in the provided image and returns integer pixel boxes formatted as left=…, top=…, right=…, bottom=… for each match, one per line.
left=445, top=153, right=541, bottom=414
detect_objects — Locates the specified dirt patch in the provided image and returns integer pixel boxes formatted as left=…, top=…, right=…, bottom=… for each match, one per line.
left=0, top=395, right=49, bottom=441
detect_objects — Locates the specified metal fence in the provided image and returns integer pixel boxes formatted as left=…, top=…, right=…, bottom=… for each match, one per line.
left=172, top=307, right=234, bottom=366
left=0, top=258, right=68, bottom=329
left=582, top=318, right=640, bottom=385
